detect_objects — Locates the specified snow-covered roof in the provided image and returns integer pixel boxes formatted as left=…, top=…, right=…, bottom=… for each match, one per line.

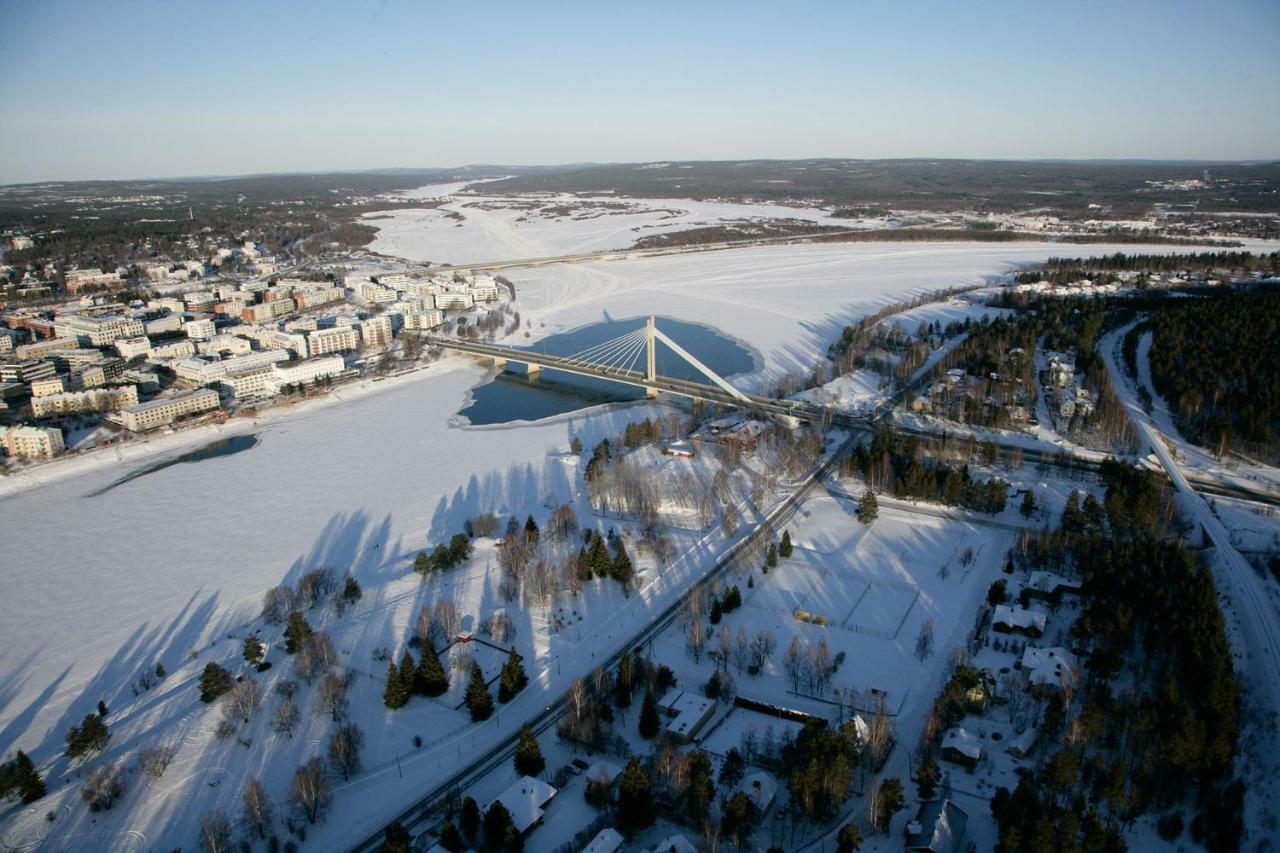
left=490, top=775, right=557, bottom=834
left=905, top=798, right=969, bottom=853
left=583, top=827, right=623, bottom=853
left=1020, top=646, right=1078, bottom=687
left=1027, top=571, right=1080, bottom=595
left=942, top=727, right=983, bottom=761
left=657, top=689, right=715, bottom=739
left=736, top=770, right=777, bottom=812
left=650, top=835, right=699, bottom=853
left=992, top=604, right=1046, bottom=633
left=1007, top=727, right=1039, bottom=757
left=585, top=761, right=623, bottom=786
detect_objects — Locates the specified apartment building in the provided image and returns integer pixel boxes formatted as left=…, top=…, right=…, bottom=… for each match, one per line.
left=220, top=366, right=276, bottom=399
left=30, top=376, right=67, bottom=397
left=271, top=355, right=345, bottom=389
left=113, top=388, right=220, bottom=432
left=2, top=425, right=64, bottom=458
left=307, top=326, right=359, bottom=356
left=470, top=275, right=500, bottom=302
left=241, top=300, right=294, bottom=324
left=144, top=313, right=184, bottom=336
left=151, top=339, right=197, bottom=360
left=114, top=336, right=153, bottom=360
left=15, top=337, right=78, bottom=359
left=63, top=268, right=124, bottom=294
left=292, top=286, right=345, bottom=310
left=31, top=385, right=139, bottom=417
left=361, top=315, right=393, bottom=350
left=0, top=360, right=56, bottom=384
left=184, top=318, right=217, bottom=340
left=434, top=290, right=475, bottom=311
left=53, top=313, right=146, bottom=346
left=402, top=308, right=445, bottom=331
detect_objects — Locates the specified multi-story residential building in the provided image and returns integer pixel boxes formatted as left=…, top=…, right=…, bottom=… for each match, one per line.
left=361, top=315, right=393, bottom=350
left=184, top=291, right=218, bottom=312
left=271, top=355, right=345, bottom=390
left=469, top=275, right=500, bottom=302
left=144, top=313, right=184, bottom=336
left=114, top=336, right=153, bottom=360
left=15, top=337, right=78, bottom=359
left=402, top=308, right=446, bottom=331
left=48, top=349, right=109, bottom=372
left=184, top=318, right=216, bottom=340
left=220, top=366, right=276, bottom=399
left=241, top=300, right=294, bottom=324
left=0, top=330, right=15, bottom=354
left=0, top=360, right=56, bottom=384
left=30, top=376, right=67, bottom=398
left=434, top=290, right=475, bottom=311
left=174, top=349, right=289, bottom=384
left=2, top=425, right=64, bottom=458
left=292, top=286, right=345, bottom=310
left=63, top=268, right=124, bottom=294
left=307, top=326, right=359, bottom=356
left=356, top=281, right=398, bottom=304
left=74, top=359, right=127, bottom=388
left=31, top=385, right=139, bottom=417
left=197, top=334, right=252, bottom=356
left=151, top=339, right=197, bottom=360
left=112, top=388, right=220, bottom=432
left=53, top=314, right=146, bottom=346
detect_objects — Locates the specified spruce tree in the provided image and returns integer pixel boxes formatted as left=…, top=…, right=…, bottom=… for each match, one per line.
left=14, top=751, right=45, bottom=803
left=616, top=756, right=654, bottom=833
left=243, top=635, right=265, bottom=666
left=1020, top=489, right=1037, bottom=518
left=766, top=541, right=778, bottom=569
left=524, top=515, right=539, bottom=542
left=399, top=650, right=417, bottom=696
left=415, top=643, right=448, bottom=697
left=638, top=690, right=660, bottom=738
left=413, top=551, right=431, bottom=577
left=779, top=529, right=793, bottom=558
left=438, top=820, right=464, bottom=853
left=283, top=611, right=312, bottom=654
left=65, top=713, right=110, bottom=758
left=383, top=660, right=409, bottom=710
left=611, top=539, right=633, bottom=588
left=342, top=576, right=362, bottom=602
left=460, top=796, right=481, bottom=841
left=858, top=490, right=879, bottom=524
left=465, top=662, right=493, bottom=722
left=498, top=648, right=527, bottom=703
left=513, top=725, right=545, bottom=777
left=710, top=599, right=723, bottom=624
left=198, top=662, right=233, bottom=703
left=588, top=531, right=611, bottom=577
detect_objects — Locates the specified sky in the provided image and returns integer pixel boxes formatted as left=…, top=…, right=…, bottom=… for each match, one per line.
left=1, top=0, right=1277, bottom=183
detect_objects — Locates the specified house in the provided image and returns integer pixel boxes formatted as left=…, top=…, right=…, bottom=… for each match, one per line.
left=1025, top=571, right=1082, bottom=601
left=1019, top=646, right=1078, bottom=694
left=1006, top=728, right=1039, bottom=759
left=940, top=727, right=983, bottom=769
left=905, top=798, right=968, bottom=853
left=488, top=775, right=557, bottom=836
left=656, top=689, right=716, bottom=743
left=582, top=828, right=623, bottom=853
left=663, top=440, right=695, bottom=458
left=649, top=835, right=698, bottom=853
left=735, top=770, right=778, bottom=815
left=992, top=605, right=1046, bottom=638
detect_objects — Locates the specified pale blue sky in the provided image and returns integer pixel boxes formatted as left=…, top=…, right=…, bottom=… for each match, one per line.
left=1, top=0, right=1277, bottom=183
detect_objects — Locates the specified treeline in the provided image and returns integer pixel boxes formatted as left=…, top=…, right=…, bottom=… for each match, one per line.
left=843, top=429, right=1010, bottom=514
left=829, top=287, right=971, bottom=375
left=991, top=462, right=1242, bottom=853
left=1028, top=250, right=1279, bottom=276
left=1146, top=290, right=1280, bottom=458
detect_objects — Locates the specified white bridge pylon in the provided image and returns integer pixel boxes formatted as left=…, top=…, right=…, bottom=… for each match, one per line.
left=559, top=316, right=751, bottom=404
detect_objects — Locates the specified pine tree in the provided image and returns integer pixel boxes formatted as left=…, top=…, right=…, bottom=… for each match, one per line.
left=858, top=489, right=879, bottom=524
left=199, top=661, right=233, bottom=703
left=243, top=635, right=265, bottom=666
left=575, top=547, right=592, bottom=583
left=1020, top=489, right=1037, bottom=518
left=837, top=822, right=863, bottom=853
left=639, top=690, right=660, bottom=738
left=611, top=539, right=633, bottom=588
left=779, top=530, right=793, bottom=558
left=415, top=644, right=449, bottom=697
left=284, top=611, right=312, bottom=654
left=878, top=777, right=905, bottom=831
left=710, top=599, right=723, bottom=625
left=498, top=647, right=528, bottom=703
left=513, top=725, right=545, bottom=777
left=413, top=551, right=431, bottom=577
left=465, top=662, right=494, bottom=722
left=383, top=660, right=409, bottom=709
left=616, top=756, right=654, bottom=833
left=524, top=514, right=539, bottom=542
left=342, top=576, right=362, bottom=602
left=399, top=650, right=417, bottom=696
left=766, top=541, right=778, bottom=568
left=65, top=713, right=110, bottom=758
left=14, top=751, right=45, bottom=803
left=570, top=435, right=583, bottom=454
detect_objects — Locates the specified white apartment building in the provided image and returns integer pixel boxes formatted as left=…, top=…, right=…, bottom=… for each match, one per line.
left=30, top=376, right=67, bottom=398
left=361, top=315, right=393, bottom=350
left=31, top=385, right=139, bottom=417
left=434, top=290, right=475, bottom=311
left=2, top=425, right=64, bottom=458
left=271, top=355, right=345, bottom=389
left=307, top=326, right=359, bottom=356
left=64, top=268, right=123, bottom=293
left=144, top=313, right=184, bottom=335
left=402, top=308, right=445, bottom=331
left=113, top=388, right=220, bottom=432
left=356, top=281, right=398, bottom=304
left=151, top=339, right=197, bottom=360
left=469, top=275, right=499, bottom=301
left=197, top=334, right=252, bottom=356
left=15, top=337, right=78, bottom=359
left=0, top=360, right=56, bottom=384
left=184, top=318, right=216, bottom=340
left=53, top=314, right=146, bottom=347
left=220, top=366, right=275, bottom=399
left=174, top=349, right=290, bottom=384
left=114, top=336, right=153, bottom=360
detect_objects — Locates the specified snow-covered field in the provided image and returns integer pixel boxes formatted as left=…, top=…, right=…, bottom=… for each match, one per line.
left=4, top=187, right=1275, bottom=850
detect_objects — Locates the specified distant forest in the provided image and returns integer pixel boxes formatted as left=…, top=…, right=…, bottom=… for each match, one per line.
left=1146, top=291, right=1280, bottom=458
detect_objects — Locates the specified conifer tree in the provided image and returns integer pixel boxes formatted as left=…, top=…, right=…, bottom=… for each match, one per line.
left=575, top=547, right=592, bottom=583
left=14, top=751, right=45, bottom=803
left=399, top=650, right=417, bottom=696
left=615, top=648, right=633, bottom=707
left=465, top=662, right=494, bottom=721
left=524, top=514, right=539, bottom=542
left=415, top=644, right=448, bottom=697
left=588, top=531, right=611, bottom=577
left=611, top=539, right=633, bottom=588
left=858, top=490, right=879, bottom=524
left=616, top=756, right=654, bottom=833
left=342, top=576, right=362, bottom=602
left=198, top=662, right=233, bottom=703
left=65, top=713, right=110, bottom=758
left=284, top=611, right=312, bottom=654
left=383, top=660, right=409, bottom=710
left=513, top=725, right=545, bottom=777
left=460, top=796, right=481, bottom=841
left=243, top=635, right=265, bottom=666
left=710, top=599, right=723, bottom=624
left=639, top=690, right=660, bottom=738
left=779, top=529, right=793, bottom=558
left=413, top=551, right=431, bottom=577
left=497, top=647, right=528, bottom=703
left=766, top=541, right=778, bottom=569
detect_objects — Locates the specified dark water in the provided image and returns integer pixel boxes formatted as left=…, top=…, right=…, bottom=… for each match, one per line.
left=86, top=434, right=260, bottom=496
left=459, top=316, right=756, bottom=425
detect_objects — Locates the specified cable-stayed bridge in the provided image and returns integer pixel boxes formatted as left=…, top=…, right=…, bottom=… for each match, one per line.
left=427, top=316, right=869, bottom=422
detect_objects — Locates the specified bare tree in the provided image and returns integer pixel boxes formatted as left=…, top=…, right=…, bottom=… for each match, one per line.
left=137, top=743, right=175, bottom=779
left=313, top=669, right=350, bottom=721
left=418, top=599, right=460, bottom=650
left=197, top=809, right=233, bottom=853
left=569, top=677, right=586, bottom=724
left=328, top=723, right=364, bottom=781
left=241, top=775, right=273, bottom=840
left=733, top=627, right=749, bottom=674
left=293, top=632, right=337, bottom=683
left=273, top=698, right=300, bottom=738
left=290, top=758, right=330, bottom=824
left=914, top=619, right=935, bottom=662
left=749, top=630, right=777, bottom=673
left=686, top=586, right=706, bottom=662
left=221, top=675, right=262, bottom=724
left=261, top=585, right=297, bottom=625
left=81, top=762, right=127, bottom=811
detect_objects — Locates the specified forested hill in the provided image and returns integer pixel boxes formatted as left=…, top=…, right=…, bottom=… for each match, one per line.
left=1146, top=290, right=1280, bottom=459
